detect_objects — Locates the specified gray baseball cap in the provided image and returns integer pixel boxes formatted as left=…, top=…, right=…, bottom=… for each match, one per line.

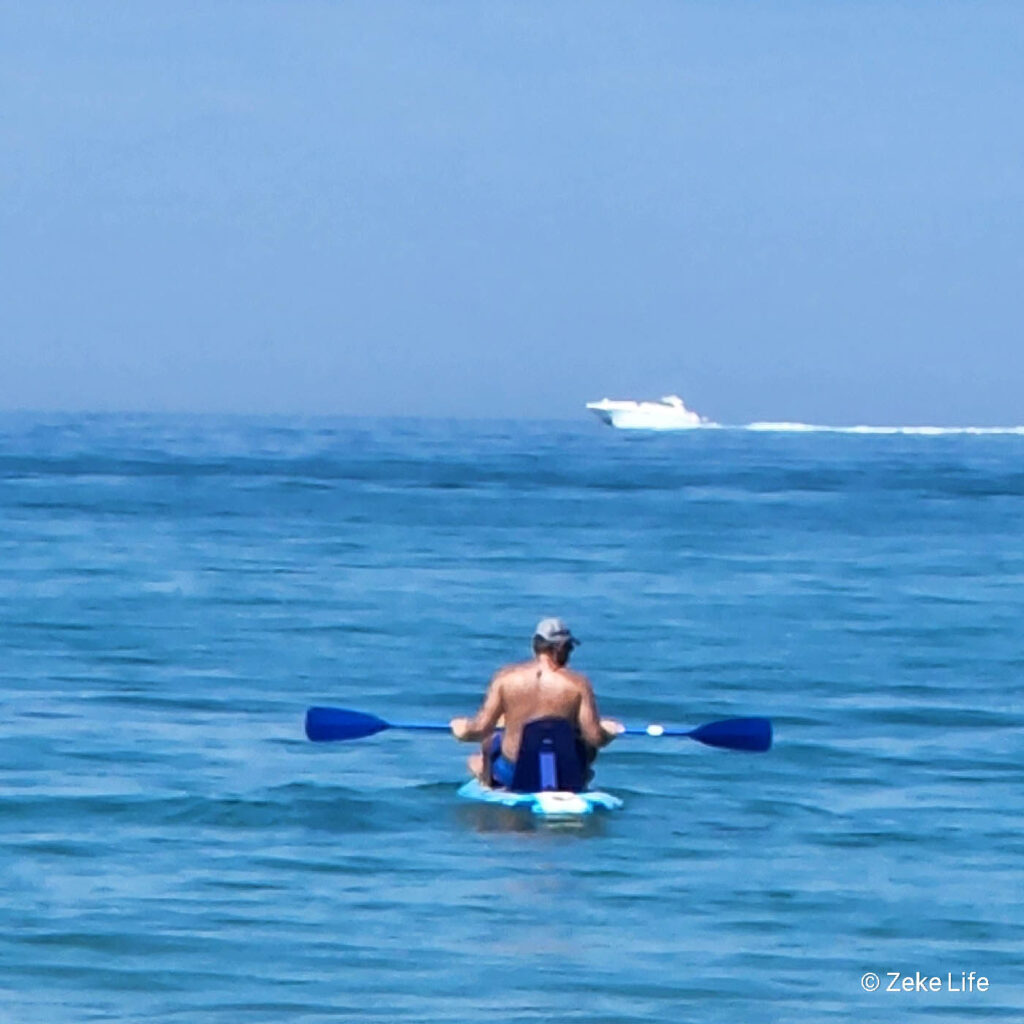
left=533, top=617, right=580, bottom=647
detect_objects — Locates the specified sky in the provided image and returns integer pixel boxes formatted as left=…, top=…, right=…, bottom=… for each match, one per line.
left=2, top=1, right=1022, bottom=424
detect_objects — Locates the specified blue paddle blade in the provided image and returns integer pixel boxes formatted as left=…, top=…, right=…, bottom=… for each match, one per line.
left=687, top=717, right=772, bottom=752
left=305, top=706, right=391, bottom=742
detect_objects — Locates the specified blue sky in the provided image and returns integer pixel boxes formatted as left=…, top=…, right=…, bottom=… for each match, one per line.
left=2, top=1, right=1022, bottom=423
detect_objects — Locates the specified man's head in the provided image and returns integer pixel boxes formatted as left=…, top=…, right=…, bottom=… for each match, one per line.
left=532, top=617, right=579, bottom=667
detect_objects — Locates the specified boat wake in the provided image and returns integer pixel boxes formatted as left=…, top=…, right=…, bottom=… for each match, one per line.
left=742, top=422, right=1024, bottom=436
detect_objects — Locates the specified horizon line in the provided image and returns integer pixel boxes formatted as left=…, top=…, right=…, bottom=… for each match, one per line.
left=1, top=407, right=1023, bottom=433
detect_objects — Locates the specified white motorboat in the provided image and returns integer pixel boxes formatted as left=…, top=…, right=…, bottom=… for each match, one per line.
left=585, top=395, right=707, bottom=430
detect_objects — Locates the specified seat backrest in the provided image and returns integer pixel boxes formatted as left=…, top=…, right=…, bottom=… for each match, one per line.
left=509, top=717, right=587, bottom=793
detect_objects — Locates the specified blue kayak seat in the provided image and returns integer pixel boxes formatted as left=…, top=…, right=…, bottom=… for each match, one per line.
left=509, top=717, right=589, bottom=794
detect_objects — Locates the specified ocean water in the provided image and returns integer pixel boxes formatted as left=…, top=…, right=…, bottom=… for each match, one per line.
left=1, top=413, right=1022, bottom=1023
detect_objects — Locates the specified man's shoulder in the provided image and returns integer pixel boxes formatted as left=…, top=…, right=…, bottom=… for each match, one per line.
left=561, top=667, right=593, bottom=690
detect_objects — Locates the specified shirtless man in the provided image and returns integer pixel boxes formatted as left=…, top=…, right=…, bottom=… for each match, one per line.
left=449, top=618, right=623, bottom=787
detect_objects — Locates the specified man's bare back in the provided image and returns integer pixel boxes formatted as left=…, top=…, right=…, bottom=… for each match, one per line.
left=459, top=658, right=607, bottom=759
left=450, top=618, right=622, bottom=785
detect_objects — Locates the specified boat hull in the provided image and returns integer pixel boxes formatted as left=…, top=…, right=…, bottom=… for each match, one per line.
left=586, top=396, right=706, bottom=430
left=592, top=409, right=704, bottom=430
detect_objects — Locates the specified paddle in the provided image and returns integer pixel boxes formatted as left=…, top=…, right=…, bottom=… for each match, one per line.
left=305, top=707, right=772, bottom=752
left=305, top=707, right=450, bottom=742
left=621, top=717, right=772, bottom=752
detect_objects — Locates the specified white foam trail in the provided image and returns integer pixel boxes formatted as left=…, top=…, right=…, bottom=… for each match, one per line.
left=741, top=422, right=1024, bottom=436
left=745, top=422, right=819, bottom=432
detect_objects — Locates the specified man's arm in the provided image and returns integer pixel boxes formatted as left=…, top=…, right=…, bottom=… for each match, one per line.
left=450, top=674, right=505, bottom=742
left=577, top=679, right=622, bottom=748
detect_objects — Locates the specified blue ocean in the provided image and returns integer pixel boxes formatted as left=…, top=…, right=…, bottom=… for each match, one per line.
left=2, top=413, right=1022, bottom=1022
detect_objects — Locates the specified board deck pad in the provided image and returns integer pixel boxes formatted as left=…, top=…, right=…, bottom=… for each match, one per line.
left=457, top=779, right=623, bottom=816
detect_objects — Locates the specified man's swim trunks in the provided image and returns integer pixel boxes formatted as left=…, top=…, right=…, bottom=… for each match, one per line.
left=487, top=733, right=516, bottom=788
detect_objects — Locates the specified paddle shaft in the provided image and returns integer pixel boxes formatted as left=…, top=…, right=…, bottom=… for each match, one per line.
left=385, top=723, right=451, bottom=732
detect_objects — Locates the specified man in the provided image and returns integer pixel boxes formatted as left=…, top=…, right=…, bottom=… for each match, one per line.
left=450, top=618, right=623, bottom=788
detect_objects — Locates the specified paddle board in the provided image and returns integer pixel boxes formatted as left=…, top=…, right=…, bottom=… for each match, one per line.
left=457, top=779, right=623, bottom=816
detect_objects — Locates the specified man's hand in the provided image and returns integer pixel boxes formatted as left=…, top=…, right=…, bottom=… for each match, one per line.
left=600, top=718, right=625, bottom=740
left=450, top=716, right=471, bottom=741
